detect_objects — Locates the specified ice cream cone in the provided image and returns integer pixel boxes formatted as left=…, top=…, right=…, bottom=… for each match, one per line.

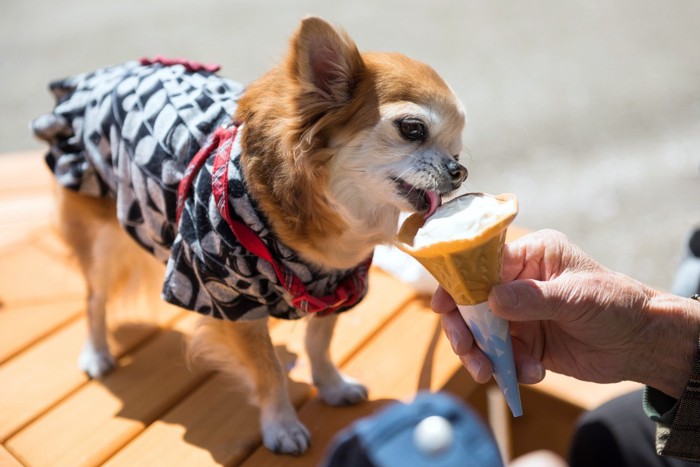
left=395, top=193, right=517, bottom=304
left=395, top=192, right=522, bottom=416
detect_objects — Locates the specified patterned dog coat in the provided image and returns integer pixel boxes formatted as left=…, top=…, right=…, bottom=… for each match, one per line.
left=32, top=59, right=370, bottom=321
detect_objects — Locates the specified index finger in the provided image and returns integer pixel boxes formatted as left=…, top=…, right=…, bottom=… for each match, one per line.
left=431, top=286, right=457, bottom=314
left=502, top=230, right=560, bottom=282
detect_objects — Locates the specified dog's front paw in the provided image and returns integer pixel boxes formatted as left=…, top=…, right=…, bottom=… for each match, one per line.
left=79, top=342, right=115, bottom=378
left=318, top=375, right=368, bottom=406
left=261, top=417, right=311, bottom=455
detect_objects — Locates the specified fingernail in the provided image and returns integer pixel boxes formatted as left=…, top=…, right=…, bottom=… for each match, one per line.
left=522, top=360, right=545, bottom=383
left=465, top=357, right=482, bottom=380
left=493, top=285, right=518, bottom=309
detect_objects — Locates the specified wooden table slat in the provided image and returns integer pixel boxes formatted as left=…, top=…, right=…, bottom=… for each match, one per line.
left=530, top=372, right=641, bottom=411
left=0, top=242, right=85, bottom=307
left=0, top=152, right=53, bottom=195
left=0, top=445, right=24, bottom=467
left=0, top=303, right=184, bottom=442
left=0, top=298, right=83, bottom=365
left=6, top=315, right=207, bottom=467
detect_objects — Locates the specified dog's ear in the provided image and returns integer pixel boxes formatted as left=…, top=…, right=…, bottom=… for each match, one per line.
left=289, top=17, right=364, bottom=106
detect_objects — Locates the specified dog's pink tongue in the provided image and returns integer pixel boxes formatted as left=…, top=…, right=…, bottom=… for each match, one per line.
left=424, top=191, right=442, bottom=219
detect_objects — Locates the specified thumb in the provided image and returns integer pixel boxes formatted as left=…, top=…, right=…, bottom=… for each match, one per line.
left=489, top=280, right=563, bottom=322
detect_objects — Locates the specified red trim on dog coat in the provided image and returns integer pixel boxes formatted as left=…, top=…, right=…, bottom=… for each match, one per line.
left=178, top=123, right=371, bottom=316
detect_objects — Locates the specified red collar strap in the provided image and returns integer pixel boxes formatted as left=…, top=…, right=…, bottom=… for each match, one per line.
left=140, top=56, right=221, bottom=73
left=176, top=123, right=371, bottom=316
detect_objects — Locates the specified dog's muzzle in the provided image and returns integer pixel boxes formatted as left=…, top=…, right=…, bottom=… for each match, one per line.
left=446, top=160, right=468, bottom=190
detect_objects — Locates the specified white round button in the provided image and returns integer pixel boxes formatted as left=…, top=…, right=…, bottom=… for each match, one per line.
left=413, top=415, right=454, bottom=456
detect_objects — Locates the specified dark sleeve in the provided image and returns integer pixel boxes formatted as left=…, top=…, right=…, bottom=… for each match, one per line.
left=643, top=334, right=700, bottom=462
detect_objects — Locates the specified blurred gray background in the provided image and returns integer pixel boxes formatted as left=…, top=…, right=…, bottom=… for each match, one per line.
left=2, top=0, right=699, bottom=291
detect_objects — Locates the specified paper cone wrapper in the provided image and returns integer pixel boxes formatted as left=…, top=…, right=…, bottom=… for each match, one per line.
left=458, top=302, right=522, bottom=417
left=395, top=193, right=522, bottom=416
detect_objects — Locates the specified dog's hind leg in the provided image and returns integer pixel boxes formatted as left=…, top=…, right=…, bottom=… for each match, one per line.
left=189, top=317, right=310, bottom=455
left=305, top=314, right=368, bottom=406
left=57, top=186, right=129, bottom=378
left=79, top=279, right=114, bottom=378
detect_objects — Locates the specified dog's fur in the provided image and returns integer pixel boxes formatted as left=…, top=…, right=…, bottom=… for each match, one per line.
left=55, top=17, right=467, bottom=455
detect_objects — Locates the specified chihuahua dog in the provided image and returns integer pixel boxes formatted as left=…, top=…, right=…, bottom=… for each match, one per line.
left=32, top=17, right=467, bottom=455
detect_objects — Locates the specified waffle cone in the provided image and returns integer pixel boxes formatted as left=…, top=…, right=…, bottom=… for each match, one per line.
left=395, top=193, right=517, bottom=305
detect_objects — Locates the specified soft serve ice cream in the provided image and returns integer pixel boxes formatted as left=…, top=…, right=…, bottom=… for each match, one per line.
left=412, top=194, right=517, bottom=249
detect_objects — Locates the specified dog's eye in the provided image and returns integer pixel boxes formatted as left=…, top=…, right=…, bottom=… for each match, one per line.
left=397, top=119, right=427, bottom=142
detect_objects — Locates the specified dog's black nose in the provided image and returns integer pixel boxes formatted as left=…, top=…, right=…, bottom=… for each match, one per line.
left=447, top=160, right=468, bottom=188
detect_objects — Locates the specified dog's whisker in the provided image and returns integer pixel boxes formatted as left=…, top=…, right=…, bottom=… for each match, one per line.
left=394, top=166, right=415, bottom=183
left=341, top=167, right=369, bottom=173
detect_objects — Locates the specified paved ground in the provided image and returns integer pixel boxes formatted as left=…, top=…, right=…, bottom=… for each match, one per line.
left=2, top=0, right=699, bottom=290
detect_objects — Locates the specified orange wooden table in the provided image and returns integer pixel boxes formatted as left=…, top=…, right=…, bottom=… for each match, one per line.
left=0, top=152, right=640, bottom=466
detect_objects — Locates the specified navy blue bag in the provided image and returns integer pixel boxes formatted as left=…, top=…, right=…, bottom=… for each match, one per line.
left=321, top=392, right=503, bottom=467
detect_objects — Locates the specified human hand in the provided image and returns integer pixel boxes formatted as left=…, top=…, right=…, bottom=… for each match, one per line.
left=432, top=229, right=698, bottom=397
